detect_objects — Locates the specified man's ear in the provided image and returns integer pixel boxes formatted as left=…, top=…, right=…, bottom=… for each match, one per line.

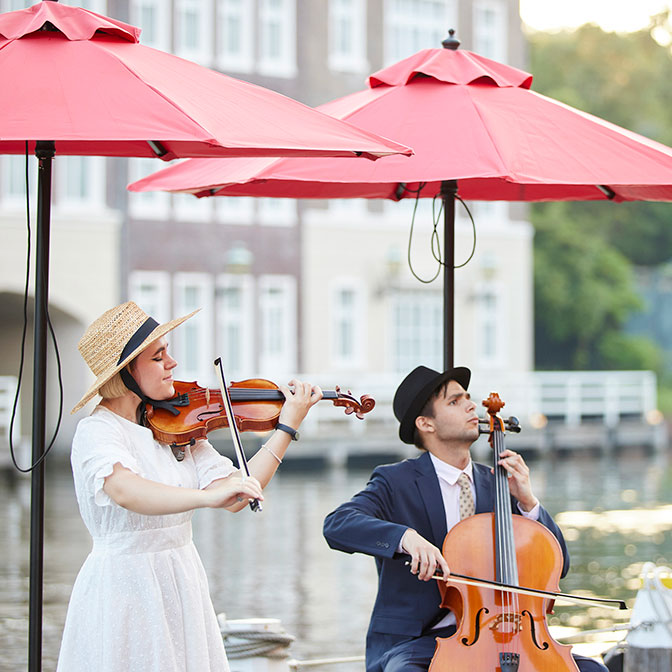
left=415, top=415, right=434, bottom=435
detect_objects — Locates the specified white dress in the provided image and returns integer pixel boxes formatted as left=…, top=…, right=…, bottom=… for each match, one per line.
left=57, top=406, right=235, bottom=672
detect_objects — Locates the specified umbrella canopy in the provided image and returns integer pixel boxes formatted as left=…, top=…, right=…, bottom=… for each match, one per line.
left=0, top=2, right=411, bottom=159
left=129, top=40, right=672, bottom=371
left=0, top=4, right=410, bottom=670
left=129, top=46, right=672, bottom=200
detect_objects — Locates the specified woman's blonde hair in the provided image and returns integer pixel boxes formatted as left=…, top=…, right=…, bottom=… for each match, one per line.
left=98, top=371, right=129, bottom=400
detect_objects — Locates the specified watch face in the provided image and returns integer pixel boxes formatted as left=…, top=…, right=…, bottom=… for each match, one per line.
left=293, top=431, right=300, bottom=441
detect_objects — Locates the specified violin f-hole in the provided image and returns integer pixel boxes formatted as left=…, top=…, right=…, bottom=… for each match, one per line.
left=460, top=606, right=489, bottom=646
left=522, top=610, right=550, bottom=651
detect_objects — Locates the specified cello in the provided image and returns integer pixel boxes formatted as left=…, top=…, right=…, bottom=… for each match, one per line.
left=428, top=392, right=579, bottom=672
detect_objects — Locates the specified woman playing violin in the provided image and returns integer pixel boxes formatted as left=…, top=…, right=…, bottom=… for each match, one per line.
left=323, top=365, right=608, bottom=672
left=58, top=301, right=322, bottom=672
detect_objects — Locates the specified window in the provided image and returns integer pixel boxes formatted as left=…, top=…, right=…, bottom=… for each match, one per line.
left=331, top=280, right=365, bottom=368
left=215, top=196, right=254, bottom=225
left=216, top=274, right=255, bottom=377
left=258, top=275, right=296, bottom=376
left=174, top=191, right=213, bottom=222
left=329, top=0, right=367, bottom=73
left=175, top=0, right=213, bottom=65
left=258, top=198, right=296, bottom=226
left=217, top=0, right=253, bottom=71
left=474, top=281, right=504, bottom=367
left=55, top=156, right=105, bottom=212
left=392, top=289, right=442, bottom=372
left=173, top=274, right=215, bottom=382
left=473, top=0, right=508, bottom=62
left=130, top=0, right=171, bottom=51
left=258, top=0, right=297, bottom=77
left=384, top=0, right=457, bottom=65
left=128, top=271, right=171, bottom=323
left=127, top=159, right=170, bottom=220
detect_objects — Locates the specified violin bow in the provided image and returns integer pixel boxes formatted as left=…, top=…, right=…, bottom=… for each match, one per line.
left=404, top=563, right=626, bottom=610
left=214, top=358, right=262, bottom=513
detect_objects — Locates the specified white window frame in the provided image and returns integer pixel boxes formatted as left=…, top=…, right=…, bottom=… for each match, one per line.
left=473, top=0, right=508, bottom=62
left=258, top=198, right=296, bottom=227
left=127, top=158, right=170, bottom=220
left=384, top=0, right=457, bottom=65
left=258, top=275, right=297, bottom=376
left=128, top=270, right=171, bottom=323
left=55, top=156, right=106, bottom=213
left=330, top=278, right=366, bottom=369
left=174, top=0, right=214, bottom=66
left=173, top=273, right=215, bottom=383
left=258, top=0, right=297, bottom=78
left=328, top=0, right=368, bottom=73
left=391, top=289, right=443, bottom=373
left=216, top=0, right=254, bottom=72
left=130, top=0, right=171, bottom=51
left=216, top=273, right=255, bottom=378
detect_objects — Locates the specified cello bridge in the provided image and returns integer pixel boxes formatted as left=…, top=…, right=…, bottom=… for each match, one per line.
left=490, top=613, right=522, bottom=633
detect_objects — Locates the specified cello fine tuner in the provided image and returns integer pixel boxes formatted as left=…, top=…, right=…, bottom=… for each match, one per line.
left=478, top=416, right=521, bottom=434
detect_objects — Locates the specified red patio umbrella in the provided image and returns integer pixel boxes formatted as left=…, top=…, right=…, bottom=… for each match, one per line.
left=0, top=3, right=410, bottom=669
left=130, top=34, right=672, bottom=370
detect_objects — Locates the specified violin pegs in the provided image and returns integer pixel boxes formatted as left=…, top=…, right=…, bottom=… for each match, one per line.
left=344, top=407, right=354, bottom=415
left=335, top=384, right=341, bottom=393
left=356, top=412, right=364, bottom=420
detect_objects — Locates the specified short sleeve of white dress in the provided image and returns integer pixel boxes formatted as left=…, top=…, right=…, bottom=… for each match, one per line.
left=190, top=439, right=236, bottom=489
left=71, top=408, right=143, bottom=507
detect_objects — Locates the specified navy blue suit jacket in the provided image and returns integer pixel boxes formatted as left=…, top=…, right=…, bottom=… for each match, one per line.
left=323, top=451, right=570, bottom=672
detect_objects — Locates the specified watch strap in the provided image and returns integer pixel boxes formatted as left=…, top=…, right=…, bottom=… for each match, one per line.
left=275, top=422, right=299, bottom=441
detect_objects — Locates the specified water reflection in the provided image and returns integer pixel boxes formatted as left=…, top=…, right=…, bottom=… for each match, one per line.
left=1, top=449, right=671, bottom=671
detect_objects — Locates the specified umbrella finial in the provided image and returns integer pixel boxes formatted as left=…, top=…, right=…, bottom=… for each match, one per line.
left=442, top=29, right=460, bottom=50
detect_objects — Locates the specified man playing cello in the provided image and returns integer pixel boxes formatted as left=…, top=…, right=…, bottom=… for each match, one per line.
left=323, top=365, right=608, bottom=672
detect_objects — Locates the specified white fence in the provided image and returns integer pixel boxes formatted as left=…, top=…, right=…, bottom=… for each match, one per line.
left=300, top=370, right=663, bottom=443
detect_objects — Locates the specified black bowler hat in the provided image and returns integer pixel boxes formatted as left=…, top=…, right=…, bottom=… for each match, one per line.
left=393, top=365, right=471, bottom=444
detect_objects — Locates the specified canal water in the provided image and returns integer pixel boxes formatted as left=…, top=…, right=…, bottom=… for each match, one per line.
left=1, top=444, right=671, bottom=671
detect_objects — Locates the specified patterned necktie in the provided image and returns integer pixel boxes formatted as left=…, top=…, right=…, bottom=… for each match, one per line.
left=457, top=473, right=475, bottom=520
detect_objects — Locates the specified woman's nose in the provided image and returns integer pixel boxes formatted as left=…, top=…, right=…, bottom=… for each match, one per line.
left=166, top=355, right=177, bottom=370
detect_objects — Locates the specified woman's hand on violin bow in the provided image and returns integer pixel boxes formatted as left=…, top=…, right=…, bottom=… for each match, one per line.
left=277, top=378, right=323, bottom=429
left=401, top=529, right=451, bottom=582
left=496, top=449, right=539, bottom=512
left=204, top=473, right=264, bottom=511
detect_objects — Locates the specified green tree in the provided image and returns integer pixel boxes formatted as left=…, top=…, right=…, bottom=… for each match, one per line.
left=528, top=22, right=672, bottom=370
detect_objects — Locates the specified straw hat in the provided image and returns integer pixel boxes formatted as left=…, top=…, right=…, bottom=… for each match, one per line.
left=71, top=301, right=198, bottom=414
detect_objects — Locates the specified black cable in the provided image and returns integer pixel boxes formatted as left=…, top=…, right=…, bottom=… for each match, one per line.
left=9, top=143, right=64, bottom=473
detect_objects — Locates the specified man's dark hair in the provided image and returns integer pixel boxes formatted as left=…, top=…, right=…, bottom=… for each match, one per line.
left=412, top=381, right=450, bottom=450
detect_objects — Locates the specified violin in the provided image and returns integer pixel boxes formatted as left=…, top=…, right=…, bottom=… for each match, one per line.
left=145, top=379, right=375, bottom=448
left=429, top=392, right=579, bottom=672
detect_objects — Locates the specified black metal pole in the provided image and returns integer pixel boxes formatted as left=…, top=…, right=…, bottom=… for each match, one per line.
left=29, top=140, right=55, bottom=672
left=440, top=179, right=457, bottom=370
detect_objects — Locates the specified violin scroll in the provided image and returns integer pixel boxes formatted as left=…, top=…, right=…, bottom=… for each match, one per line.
left=332, top=386, right=376, bottom=419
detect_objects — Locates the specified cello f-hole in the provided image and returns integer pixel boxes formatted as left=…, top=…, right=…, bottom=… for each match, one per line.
left=521, top=610, right=549, bottom=651
left=461, top=607, right=489, bottom=646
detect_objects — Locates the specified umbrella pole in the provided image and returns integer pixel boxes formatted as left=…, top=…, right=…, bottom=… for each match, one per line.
left=29, top=140, right=55, bottom=672
left=440, top=180, right=457, bottom=370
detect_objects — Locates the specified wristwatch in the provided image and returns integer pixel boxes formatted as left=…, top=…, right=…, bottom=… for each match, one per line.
left=276, top=423, right=300, bottom=441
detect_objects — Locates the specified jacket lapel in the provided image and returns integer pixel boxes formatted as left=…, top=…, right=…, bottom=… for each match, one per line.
left=415, top=452, right=447, bottom=545
left=473, top=462, right=494, bottom=514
